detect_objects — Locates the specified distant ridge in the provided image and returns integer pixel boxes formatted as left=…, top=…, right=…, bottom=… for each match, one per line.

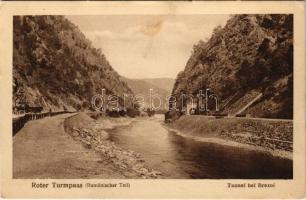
left=121, top=77, right=175, bottom=110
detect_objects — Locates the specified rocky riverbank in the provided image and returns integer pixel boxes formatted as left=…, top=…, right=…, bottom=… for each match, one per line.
left=167, top=115, right=293, bottom=159
left=64, top=112, right=162, bottom=178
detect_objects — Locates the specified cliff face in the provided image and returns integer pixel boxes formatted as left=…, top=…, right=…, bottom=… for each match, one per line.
left=13, top=16, right=133, bottom=112
left=171, top=14, right=293, bottom=119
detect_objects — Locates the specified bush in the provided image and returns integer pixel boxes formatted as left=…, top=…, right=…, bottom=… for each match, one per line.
left=126, top=108, right=140, bottom=118
left=146, top=108, right=155, bottom=117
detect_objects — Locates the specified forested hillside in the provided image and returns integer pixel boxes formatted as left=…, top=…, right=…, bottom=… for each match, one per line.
left=170, top=14, right=293, bottom=119
left=13, top=16, right=133, bottom=112
left=121, top=77, right=174, bottom=111
left=140, top=78, right=175, bottom=94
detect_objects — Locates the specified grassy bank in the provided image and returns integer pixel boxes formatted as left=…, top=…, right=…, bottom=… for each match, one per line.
left=64, top=112, right=162, bottom=178
left=168, top=115, right=293, bottom=159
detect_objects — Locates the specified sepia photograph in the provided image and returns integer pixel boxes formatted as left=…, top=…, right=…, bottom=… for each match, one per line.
left=0, top=1, right=305, bottom=198
left=12, top=13, right=294, bottom=179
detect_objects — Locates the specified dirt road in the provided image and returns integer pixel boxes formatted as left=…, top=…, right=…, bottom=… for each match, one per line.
left=13, top=114, right=128, bottom=179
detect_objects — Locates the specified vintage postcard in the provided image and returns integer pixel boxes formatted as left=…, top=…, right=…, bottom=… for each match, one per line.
left=0, top=1, right=305, bottom=199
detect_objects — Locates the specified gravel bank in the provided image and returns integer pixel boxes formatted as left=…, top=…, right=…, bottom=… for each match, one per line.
left=64, top=113, right=162, bottom=178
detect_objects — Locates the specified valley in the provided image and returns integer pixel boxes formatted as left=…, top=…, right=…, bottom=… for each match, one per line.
left=12, top=14, right=293, bottom=179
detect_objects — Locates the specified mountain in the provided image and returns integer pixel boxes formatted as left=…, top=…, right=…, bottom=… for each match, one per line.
left=139, top=78, right=175, bottom=93
left=121, top=77, right=175, bottom=111
left=13, top=16, right=134, bottom=112
left=170, top=14, right=293, bottom=119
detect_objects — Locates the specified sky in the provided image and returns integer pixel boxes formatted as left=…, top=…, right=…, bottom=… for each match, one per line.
left=66, top=15, right=230, bottom=79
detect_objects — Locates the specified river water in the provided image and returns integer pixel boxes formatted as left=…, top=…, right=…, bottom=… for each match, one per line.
left=108, top=115, right=293, bottom=179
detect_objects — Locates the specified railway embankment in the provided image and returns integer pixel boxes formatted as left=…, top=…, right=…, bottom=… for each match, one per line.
left=167, top=115, right=293, bottom=159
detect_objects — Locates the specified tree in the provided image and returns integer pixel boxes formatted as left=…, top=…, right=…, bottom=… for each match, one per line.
left=212, top=25, right=222, bottom=35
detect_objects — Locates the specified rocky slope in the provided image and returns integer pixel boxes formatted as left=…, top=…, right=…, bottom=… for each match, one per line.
left=13, top=16, right=134, bottom=112
left=170, top=14, right=293, bottom=119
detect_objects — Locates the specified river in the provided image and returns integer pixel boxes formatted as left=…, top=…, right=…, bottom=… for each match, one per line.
left=108, top=115, right=293, bottom=179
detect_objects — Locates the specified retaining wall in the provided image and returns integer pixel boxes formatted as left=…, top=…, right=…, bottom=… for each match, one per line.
left=169, top=115, right=293, bottom=152
left=13, top=111, right=75, bottom=136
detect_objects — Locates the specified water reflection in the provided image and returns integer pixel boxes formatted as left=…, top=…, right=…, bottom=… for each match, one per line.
left=108, top=116, right=293, bottom=179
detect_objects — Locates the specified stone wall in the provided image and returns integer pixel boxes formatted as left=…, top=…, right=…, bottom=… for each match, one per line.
left=169, top=115, right=293, bottom=152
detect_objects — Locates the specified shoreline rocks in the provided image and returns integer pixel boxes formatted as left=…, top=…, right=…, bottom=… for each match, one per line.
left=168, top=115, right=293, bottom=152
left=64, top=113, right=162, bottom=179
